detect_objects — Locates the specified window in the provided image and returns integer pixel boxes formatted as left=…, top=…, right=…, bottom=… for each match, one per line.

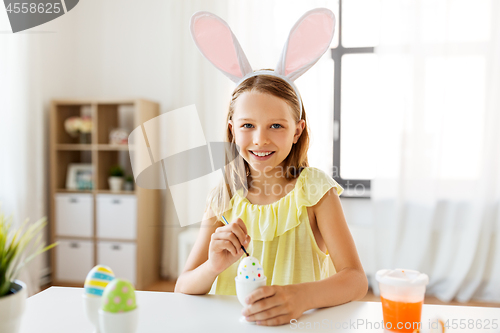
left=228, top=0, right=491, bottom=196
left=331, top=0, right=378, bottom=197
left=331, top=0, right=491, bottom=197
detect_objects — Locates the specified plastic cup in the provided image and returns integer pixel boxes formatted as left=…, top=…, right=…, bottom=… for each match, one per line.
left=376, top=268, right=429, bottom=333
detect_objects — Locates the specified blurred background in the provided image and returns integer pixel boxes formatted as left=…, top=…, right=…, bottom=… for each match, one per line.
left=0, top=0, right=499, bottom=307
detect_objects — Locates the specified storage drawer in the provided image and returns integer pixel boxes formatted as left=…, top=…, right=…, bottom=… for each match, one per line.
left=97, top=241, right=136, bottom=285
left=97, top=194, right=137, bottom=240
left=55, top=239, right=94, bottom=282
left=55, top=194, right=93, bottom=237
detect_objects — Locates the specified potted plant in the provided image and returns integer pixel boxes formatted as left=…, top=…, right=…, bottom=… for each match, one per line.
left=124, top=175, right=134, bottom=192
left=0, top=210, right=57, bottom=333
left=108, top=165, right=124, bottom=192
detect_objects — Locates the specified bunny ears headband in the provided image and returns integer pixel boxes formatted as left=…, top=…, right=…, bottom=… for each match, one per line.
left=190, top=8, right=336, bottom=119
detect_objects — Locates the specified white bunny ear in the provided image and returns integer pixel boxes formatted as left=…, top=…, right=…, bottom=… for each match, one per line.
left=275, top=8, right=336, bottom=81
left=190, top=11, right=253, bottom=83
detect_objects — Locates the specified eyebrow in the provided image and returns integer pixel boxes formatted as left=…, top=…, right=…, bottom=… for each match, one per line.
left=236, top=118, right=289, bottom=122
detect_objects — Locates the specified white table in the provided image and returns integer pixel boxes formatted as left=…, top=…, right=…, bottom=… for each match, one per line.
left=20, top=287, right=500, bottom=332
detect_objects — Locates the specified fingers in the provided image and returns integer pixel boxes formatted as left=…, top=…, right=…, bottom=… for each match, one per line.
left=213, top=231, right=244, bottom=254
left=245, top=286, right=276, bottom=305
left=233, top=217, right=248, bottom=234
left=230, top=220, right=250, bottom=248
left=254, top=314, right=291, bottom=326
left=244, top=305, right=287, bottom=323
left=242, top=285, right=302, bottom=326
left=220, top=240, right=239, bottom=256
left=210, top=233, right=239, bottom=256
left=215, top=218, right=251, bottom=249
left=242, top=288, right=295, bottom=326
left=243, top=290, right=282, bottom=318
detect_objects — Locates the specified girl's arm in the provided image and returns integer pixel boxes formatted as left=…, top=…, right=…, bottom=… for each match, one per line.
left=173, top=209, right=220, bottom=295
left=299, top=186, right=369, bottom=309
left=243, top=187, right=368, bottom=325
left=174, top=208, right=250, bottom=295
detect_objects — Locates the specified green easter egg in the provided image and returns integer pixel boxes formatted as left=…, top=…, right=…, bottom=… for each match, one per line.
left=101, top=279, right=137, bottom=313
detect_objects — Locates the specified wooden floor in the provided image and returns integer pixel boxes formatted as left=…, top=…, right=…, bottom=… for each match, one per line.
left=45, top=280, right=500, bottom=308
left=145, top=279, right=177, bottom=292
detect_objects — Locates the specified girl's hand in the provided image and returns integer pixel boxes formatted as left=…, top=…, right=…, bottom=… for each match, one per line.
left=242, top=284, right=306, bottom=326
left=207, top=218, right=250, bottom=275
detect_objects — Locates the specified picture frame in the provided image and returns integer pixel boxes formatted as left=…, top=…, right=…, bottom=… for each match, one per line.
left=66, top=163, right=93, bottom=190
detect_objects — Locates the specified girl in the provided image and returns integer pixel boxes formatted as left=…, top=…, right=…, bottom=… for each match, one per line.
left=175, top=9, right=368, bottom=326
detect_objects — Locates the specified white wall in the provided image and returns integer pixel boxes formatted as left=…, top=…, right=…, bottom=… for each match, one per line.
left=341, top=199, right=375, bottom=277
left=30, top=0, right=372, bottom=280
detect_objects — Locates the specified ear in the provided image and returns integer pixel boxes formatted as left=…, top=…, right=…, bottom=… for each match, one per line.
left=190, top=11, right=253, bottom=83
left=228, top=119, right=235, bottom=138
left=275, top=8, right=336, bottom=81
left=293, top=119, right=306, bottom=144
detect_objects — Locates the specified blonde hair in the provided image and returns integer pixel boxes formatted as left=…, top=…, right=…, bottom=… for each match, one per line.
left=206, top=72, right=310, bottom=222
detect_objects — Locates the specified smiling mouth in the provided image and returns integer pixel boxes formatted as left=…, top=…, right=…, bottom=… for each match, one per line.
left=250, top=151, right=275, bottom=157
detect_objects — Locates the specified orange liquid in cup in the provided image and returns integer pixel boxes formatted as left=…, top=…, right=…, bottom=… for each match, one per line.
left=380, top=296, right=423, bottom=332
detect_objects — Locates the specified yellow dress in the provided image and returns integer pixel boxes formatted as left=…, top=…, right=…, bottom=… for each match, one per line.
left=210, top=167, right=344, bottom=295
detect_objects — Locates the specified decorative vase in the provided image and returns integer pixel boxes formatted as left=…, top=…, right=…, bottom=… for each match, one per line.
left=79, top=132, right=91, bottom=144
left=0, top=280, right=27, bottom=333
left=108, top=177, right=123, bottom=192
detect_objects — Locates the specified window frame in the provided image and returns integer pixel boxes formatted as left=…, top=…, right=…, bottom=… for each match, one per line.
left=331, top=0, right=372, bottom=198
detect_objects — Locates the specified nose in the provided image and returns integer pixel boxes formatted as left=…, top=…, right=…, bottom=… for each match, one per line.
left=253, top=127, right=269, bottom=146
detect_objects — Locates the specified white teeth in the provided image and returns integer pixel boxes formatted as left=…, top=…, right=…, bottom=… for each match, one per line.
left=252, top=151, right=273, bottom=157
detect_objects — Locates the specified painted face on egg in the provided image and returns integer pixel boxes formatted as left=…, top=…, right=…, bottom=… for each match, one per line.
left=228, top=91, right=304, bottom=176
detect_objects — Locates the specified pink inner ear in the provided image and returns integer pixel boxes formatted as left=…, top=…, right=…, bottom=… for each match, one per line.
left=194, top=16, right=242, bottom=78
left=285, top=12, right=334, bottom=76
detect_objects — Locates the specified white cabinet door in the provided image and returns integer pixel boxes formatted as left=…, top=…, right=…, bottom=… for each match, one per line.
left=97, top=241, right=136, bottom=285
left=178, top=229, right=199, bottom=279
left=55, top=194, right=93, bottom=237
left=55, top=239, right=94, bottom=282
left=96, top=195, right=137, bottom=240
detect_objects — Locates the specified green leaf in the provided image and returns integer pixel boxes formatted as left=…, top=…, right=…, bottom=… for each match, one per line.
left=0, top=211, right=57, bottom=296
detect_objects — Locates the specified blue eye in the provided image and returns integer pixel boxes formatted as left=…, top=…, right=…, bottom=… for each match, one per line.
left=271, top=124, right=283, bottom=129
left=242, top=123, right=254, bottom=128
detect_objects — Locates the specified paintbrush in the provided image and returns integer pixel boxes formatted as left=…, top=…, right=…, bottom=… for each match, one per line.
left=221, top=215, right=249, bottom=257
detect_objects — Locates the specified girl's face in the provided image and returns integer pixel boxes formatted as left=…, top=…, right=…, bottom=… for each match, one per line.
left=228, top=91, right=305, bottom=175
